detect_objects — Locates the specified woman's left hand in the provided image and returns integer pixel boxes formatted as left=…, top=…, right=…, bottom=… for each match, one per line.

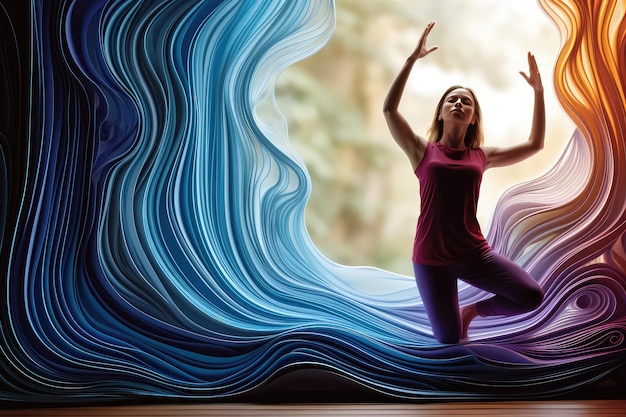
left=520, top=52, right=543, bottom=93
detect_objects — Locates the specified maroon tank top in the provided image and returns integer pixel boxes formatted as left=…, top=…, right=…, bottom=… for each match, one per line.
left=412, top=142, right=491, bottom=265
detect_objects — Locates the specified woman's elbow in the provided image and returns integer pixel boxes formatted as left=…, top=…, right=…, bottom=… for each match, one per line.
left=383, top=105, right=398, bottom=118
left=529, top=135, right=545, bottom=151
left=537, top=138, right=545, bottom=151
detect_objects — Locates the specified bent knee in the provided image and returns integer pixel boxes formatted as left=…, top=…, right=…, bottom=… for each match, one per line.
left=435, top=334, right=460, bottom=344
left=432, top=329, right=461, bottom=345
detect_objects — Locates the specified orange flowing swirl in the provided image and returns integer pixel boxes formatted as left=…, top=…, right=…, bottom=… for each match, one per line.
left=476, top=0, right=626, bottom=345
left=539, top=0, right=626, bottom=273
left=486, top=0, right=626, bottom=274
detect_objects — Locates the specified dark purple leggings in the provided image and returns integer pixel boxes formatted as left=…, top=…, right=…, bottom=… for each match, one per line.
left=413, top=250, right=543, bottom=344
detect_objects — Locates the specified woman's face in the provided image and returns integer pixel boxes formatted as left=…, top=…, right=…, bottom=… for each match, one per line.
left=440, top=88, right=476, bottom=126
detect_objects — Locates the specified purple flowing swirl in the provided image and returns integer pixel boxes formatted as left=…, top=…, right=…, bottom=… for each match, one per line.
left=0, top=0, right=624, bottom=403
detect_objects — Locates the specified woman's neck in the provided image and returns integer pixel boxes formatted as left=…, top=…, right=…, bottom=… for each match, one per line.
left=440, top=125, right=467, bottom=149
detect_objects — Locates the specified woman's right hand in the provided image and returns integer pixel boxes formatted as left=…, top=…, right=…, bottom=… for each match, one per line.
left=411, top=22, right=438, bottom=60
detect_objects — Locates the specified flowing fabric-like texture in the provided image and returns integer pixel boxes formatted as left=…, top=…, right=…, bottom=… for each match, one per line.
left=0, top=0, right=625, bottom=403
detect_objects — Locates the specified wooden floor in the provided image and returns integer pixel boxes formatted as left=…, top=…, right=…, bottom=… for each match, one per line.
left=1, top=400, right=625, bottom=416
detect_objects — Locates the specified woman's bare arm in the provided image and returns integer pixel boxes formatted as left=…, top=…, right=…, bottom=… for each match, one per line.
left=483, top=52, right=545, bottom=169
left=383, top=22, right=437, bottom=170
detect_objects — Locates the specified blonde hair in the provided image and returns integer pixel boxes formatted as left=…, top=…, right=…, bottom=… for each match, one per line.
left=427, top=85, right=484, bottom=149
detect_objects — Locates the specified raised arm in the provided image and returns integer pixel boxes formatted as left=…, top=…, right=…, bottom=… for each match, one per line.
left=483, top=52, right=545, bottom=169
left=383, top=22, right=437, bottom=170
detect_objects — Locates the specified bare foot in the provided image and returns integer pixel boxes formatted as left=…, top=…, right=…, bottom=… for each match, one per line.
left=460, top=304, right=479, bottom=339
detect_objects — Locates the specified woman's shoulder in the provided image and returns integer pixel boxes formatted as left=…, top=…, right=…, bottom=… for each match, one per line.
left=473, top=145, right=488, bottom=157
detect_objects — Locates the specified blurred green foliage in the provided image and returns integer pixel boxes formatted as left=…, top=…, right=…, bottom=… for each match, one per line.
left=272, top=1, right=425, bottom=274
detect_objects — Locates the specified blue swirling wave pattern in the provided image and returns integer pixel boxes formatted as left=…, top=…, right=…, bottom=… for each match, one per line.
left=0, top=0, right=624, bottom=403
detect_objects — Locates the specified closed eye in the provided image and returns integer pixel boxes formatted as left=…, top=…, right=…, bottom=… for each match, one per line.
left=447, top=96, right=473, bottom=105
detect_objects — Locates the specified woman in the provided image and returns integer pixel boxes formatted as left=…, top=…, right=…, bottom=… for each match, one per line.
left=383, top=22, right=545, bottom=344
